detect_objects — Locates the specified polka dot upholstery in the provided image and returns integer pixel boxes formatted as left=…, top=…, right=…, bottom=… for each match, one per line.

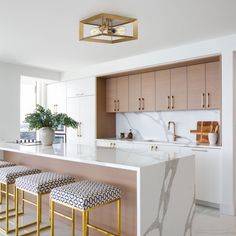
left=0, top=160, right=16, bottom=168
left=0, top=165, right=41, bottom=184
left=16, top=172, right=75, bottom=194
left=50, top=180, right=121, bottom=210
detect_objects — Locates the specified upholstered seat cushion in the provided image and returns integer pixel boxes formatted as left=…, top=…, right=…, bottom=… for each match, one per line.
left=0, top=160, right=16, bottom=168
left=0, top=165, right=41, bottom=184
left=16, top=172, right=75, bottom=194
left=50, top=180, right=121, bottom=210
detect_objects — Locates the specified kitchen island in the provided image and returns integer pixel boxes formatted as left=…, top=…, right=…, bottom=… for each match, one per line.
left=0, top=142, right=195, bottom=236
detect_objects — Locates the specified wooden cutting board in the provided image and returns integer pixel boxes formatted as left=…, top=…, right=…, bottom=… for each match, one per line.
left=190, top=121, right=219, bottom=144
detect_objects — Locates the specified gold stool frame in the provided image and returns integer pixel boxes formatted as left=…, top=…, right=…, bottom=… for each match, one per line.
left=0, top=182, right=25, bottom=234
left=15, top=187, right=51, bottom=236
left=50, top=198, right=121, bottom=236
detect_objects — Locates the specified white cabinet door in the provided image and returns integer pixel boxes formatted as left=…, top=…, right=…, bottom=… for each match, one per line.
left=67, top=96, right=95, bottom=145
left=47, top=82, right=66, bottom=113
left=182, top=147, right=221, bottom=204
left=66, top=77, right=95, bottom=98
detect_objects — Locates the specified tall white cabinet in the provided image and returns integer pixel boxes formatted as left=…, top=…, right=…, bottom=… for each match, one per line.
left=66, top=77, right=96, bottom=145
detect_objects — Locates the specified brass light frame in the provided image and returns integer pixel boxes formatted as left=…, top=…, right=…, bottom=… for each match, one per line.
left=79, top=13, right=138, bottom=44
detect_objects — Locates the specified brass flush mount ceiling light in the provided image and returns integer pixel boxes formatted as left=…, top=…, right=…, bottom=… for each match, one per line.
left=79, top=13, right=138, bottom=44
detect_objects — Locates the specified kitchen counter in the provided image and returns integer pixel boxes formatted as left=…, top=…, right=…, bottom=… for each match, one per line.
left=97, top=137, right=222, bottom=149
left=0, top=142, right=195, bottom=236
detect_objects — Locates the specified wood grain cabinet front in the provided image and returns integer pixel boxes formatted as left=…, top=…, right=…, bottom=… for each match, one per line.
left=106, top=76, right=129, bottom=113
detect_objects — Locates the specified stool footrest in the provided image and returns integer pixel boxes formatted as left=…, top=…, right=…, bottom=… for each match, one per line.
left=20, top=224, right=50, bottom=236
left=54, top=210, right=73, bottom=221
left=88, top=223, right=118, bottom=236
left=0, top=211, right=24, bottom=221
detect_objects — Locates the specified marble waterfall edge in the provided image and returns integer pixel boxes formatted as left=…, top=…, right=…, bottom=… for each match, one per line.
left=140, top=155, right=195, bottom=236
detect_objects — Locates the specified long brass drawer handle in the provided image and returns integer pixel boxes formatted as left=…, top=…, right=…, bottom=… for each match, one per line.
left=114, top=100, right=116, bottom=112
left=206, top=93, right=210, bottom=108
left=171, top=96, right=174, bottom=109
left=201, top=93, right=205, bottom=108
left=167, top=96, right=170, bottom=109
left=117, top=100, right=120, bottom=111
left=138, top=98, right=141, bottom=110
left=142, top=98, right=144, bottom=110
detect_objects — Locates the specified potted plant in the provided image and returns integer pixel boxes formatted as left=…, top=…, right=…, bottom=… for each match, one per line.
left=25, top=105, right=78, bottom=146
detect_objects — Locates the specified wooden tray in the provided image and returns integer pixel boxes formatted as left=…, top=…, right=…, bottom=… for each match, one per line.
left=190, top=121, right=219, bottom=144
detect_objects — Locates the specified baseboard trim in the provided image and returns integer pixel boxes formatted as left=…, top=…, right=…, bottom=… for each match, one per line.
left=196, top=199, right=220, bottom=209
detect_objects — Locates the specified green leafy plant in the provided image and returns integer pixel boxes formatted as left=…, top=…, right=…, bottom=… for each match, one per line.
left=25, top=105, right=78, bottom=130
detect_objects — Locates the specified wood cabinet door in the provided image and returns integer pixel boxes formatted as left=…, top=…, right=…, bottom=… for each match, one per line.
left=155, top=70, right=171, bottom=111
left=129, top=74, right=142, bottom=112
left=187, top=64, right=206, bottom=110
left=170, top=67, right=187, bottom=110
left=141, top=72, right=155, bottom=111
left=117, top=76, right=129, bottom=112
left=206, top=61, right=221, bottom=109
left=106, top=78, right=117, bottom=112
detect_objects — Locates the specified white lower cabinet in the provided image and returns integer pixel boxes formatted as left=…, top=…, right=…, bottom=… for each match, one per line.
left=181, top=147, right=221, bottom=205
left=67, top=96, right=95, bottom=145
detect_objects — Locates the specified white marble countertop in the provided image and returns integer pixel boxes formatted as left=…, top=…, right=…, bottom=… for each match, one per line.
left=0, top=142, right=193, bottom=171
left=98, top=138, right=222, bottom=149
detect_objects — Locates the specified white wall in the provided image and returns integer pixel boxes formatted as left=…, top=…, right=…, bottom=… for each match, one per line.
left=62, top=34, right=236, bottom=216
left=0, top=62, right=61, bottom=141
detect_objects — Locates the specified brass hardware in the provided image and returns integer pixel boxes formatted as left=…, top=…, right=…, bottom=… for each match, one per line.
left=167, top=96, right=170, bottom=109
left=142, top=98, right=144, bottom=110
left=138, top=98, right=141, bottom=110
left=201, top=93, right=205, bottom=108
left=114, top=100, right=116, bottom=112
left=50, top=198, right=121, bottom=236
left=171, top=96, right=174, bottom=109
left=151, top=146, right=154, bottom=151
left=117, top=100, right=120, bottom=111
left=80, top=13, right=138, bottom=44
left=155, top=146, right=158, bottom=151
left=206, top=93, right=210, bottom=108
left=77, top=122, right=82, bottom=137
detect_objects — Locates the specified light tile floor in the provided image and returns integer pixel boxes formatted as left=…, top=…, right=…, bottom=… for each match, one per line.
left=0, top=203, right=236, bottom=235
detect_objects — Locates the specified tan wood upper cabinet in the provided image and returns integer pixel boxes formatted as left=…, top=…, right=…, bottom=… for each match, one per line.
left=129, top=74, right=142, bottom=112
left=141, top=72, right=155, bottom=111
left=206, top=61, right=221, bottom=109
left=170, top=67, right=187, bottom=110
left=156, top=70, right=171, bottom=111
left=187, top=64, right=206, bottom=110
left=106, top=78, right=117, bottom=113
left=117, top=76, right=129, bottom=112
left=106, top=76, right=129, bottom=113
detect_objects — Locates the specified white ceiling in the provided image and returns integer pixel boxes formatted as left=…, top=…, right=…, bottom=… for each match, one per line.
left=0, top=0, right=236, bottom=73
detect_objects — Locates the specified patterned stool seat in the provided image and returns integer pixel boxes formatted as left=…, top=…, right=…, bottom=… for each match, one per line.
left=0, top=165, right=41, bottom=184
left=0, top=160, right=16, bottom=168
left=16, top=172, right=75, bottom=194
left=50, top=180, right=121, bottom=210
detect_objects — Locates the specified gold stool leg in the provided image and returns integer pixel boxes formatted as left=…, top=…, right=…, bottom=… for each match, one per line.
left=0, top=183, right=2, bottom=204
left=5, top=183, right=9, bottom=233
left=15, top=187, right=19, bottom=236
left=82, top=211, right=88, bottom=236
left=22, top=190, right=25, bottom=214
left=72, top=208, right=75, bottom=236
left=50, top=200, right=54, bottom=236
left=37, top=194, right=42, bottom=236
left=117, top=199, right=121, bottom=236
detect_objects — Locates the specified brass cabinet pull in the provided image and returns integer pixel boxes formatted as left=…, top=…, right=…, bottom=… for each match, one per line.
left=201, top=93, right=205, bottom=108
left=138, top=98, right=141, bottom=110
left=171, top=96, right=174, bottom=109
left=142, top=98, right=144, bottom=110
left=151, top=145, right=154, bottom=151
left=117, top=100, right=120, bottom=111
left=167, top=96, right=170, bottom=109
left=77, top=122, right=82, bottom=137
left=114, top=100, right=116, bottom=112
left=206, top=93, right=210, bottom=108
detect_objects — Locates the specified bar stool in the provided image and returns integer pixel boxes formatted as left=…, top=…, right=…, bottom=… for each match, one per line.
left=50, top=180, right=121, bottom=236
left=0, top=165, right=41, bottom=234
left=15, top=172, right=75, bottom=236
left=0, top=161, right=16, bottom=205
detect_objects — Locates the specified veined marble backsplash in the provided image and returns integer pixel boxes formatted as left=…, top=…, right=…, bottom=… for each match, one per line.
left=116, top=110, right=221, bottom=144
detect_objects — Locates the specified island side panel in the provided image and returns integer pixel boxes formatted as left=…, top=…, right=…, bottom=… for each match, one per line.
left=140, top=156, right=195, bottom=236
left=4, top=151, right=137, bottom=236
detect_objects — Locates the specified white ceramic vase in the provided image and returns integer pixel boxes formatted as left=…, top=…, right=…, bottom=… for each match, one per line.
left=208, top=133, right=218, bottom=145
left=39, top=127, right=55, bottom=146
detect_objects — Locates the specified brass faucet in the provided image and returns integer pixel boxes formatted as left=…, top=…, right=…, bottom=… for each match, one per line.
left=168, top=121, right=177, bottom=142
